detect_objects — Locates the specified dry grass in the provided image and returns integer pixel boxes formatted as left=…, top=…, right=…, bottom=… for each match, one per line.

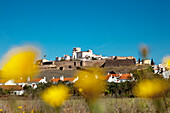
left=0, top=97, right=169, bottom=113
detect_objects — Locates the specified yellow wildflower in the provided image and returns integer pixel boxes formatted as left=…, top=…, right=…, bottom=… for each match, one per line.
left=79, top=88, right=83, bottom=92
left=74, top=67, right=106, bottom=101
left=133, top=79, right=169, bottom=98
left=18, top=106, right=22, bottom=109
left=41, top=85, right=69, bottom=108
left=0, top=46, right=39, bottom=79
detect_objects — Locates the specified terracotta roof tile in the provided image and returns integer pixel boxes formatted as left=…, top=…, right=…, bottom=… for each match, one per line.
left=50, top=78, right=60, bottom=82
left=119, top=74, right=132, bottom=80
left=28, top=78, right=42, bottom=82
left=15, top=79, right=27, bottom=83
left=106, top=74, right=132, bottom=80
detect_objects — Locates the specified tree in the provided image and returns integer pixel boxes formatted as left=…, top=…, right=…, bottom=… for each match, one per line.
left=138, top=58, right=141, bottom=64
left=151, top=58, right=154, bottom=65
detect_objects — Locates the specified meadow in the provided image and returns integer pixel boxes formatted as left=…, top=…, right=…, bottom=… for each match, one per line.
left=0, top=97, right=169, bottom=113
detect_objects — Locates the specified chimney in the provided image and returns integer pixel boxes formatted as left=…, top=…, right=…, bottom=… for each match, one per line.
left=60, top=76, right=64, bottom=81
left=44, top=77, right=46, bottom=81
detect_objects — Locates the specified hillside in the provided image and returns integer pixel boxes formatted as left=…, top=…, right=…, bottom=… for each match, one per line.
left=38, top=65, right=150, bottom=81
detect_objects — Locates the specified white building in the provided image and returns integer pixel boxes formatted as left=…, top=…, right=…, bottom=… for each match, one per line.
left=0, top=85, right=24, bottom=95
left=56, top=56, right=61, bottom=61
left=142, top=59, right=151, bottom=65
left=49, top=76, right=78, bottom=84
left=27, top=77, right=47, bottom=89
left=72, top=47, right=93, bottom=60
left=107, top=74, right=134, bottom=83
left=72, top=47, right=107, bottom=60
left=64, top=55, right=71, bottom=61
left=162, top=70, right=170, bottom=79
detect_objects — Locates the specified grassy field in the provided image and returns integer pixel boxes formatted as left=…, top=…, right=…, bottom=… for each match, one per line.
left=0, top=97, right=169, bottom=113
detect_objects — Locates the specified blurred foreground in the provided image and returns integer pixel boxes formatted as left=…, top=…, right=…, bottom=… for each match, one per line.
left=0, top=97, right=169, bottom=113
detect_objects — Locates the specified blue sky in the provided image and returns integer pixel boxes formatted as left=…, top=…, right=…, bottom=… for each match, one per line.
left=0, top=0, right=170, bottom=64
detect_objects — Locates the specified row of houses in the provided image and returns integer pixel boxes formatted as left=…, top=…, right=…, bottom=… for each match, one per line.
left=0, top=73, right=133, bottom=95
left=0, top=77, right=47, bottom=95
left=152, top=64, right=170, bottom=79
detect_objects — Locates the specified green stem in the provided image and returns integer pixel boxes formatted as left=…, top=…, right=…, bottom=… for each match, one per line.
left=55, top=107, right=60, bottom=113
left=163, top=97, right=168, bottom=112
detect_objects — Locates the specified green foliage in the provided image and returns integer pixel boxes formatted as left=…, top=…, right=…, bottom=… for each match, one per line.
left=105, top=81, right=135, bottom=97
left=0, top=88, right=9, bottom=95
left=129, top=66, right=157, bottom=80
left=60, top=59, right=65, bottom=61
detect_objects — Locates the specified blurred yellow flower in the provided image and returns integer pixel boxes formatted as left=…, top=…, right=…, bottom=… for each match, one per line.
left=18, top=106, right=22, bottom=109
left=163, top=56, right=170, bottom=69
left=79, top=88, right=83, bottom=92
left=74, top=67, right=106, bottom=101
left=0, top=46, right=39, bottom=79
left=133, top=79, right=169, bottom=98
left=41, top=85, right=69, bottom=108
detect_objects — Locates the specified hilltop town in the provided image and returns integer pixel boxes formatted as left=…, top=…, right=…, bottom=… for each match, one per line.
left=36, top=47, right=152, bottom=70
left=36, top=47, right=169, bottom=80
left=0, top=47, right=169, bottom=96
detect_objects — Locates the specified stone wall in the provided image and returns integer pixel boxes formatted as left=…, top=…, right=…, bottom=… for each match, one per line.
left=53, top=60, right=105, bottom=70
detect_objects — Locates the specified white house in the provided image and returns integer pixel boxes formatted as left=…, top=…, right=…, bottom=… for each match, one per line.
left=142, top=59, right=151, bottom=65
left=162, top=70, right=170, bottom=79
left=50, top=76, right=78, bottom=84
left=0, top=85, right=24, bottom=95
left=4, top=80, right=17, bottom=85
left=27, top=77, right=47, bottom=89
left=107, top=74, right=133, bottom=83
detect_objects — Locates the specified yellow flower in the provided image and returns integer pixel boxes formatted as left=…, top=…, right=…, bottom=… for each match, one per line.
left=79, top=88, right=83, bottom=92
left=0, top=46, right=39, bottom=79
left=18, top=106, right=22, bottom=109
left=74, top=67, right=106, bottom=101
left=133, top=79, right=169, bottom=98
left=41, top=85, right=69, bottom=108
left=163, top=56, right=170, bottom=69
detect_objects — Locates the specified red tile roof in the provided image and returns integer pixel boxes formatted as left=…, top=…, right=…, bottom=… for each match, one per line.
left=119, top=74, right=132, bottom=80
left=49, top=78, right=60, bottom=82
left=28, top=78, right=42, bottom=82
left=106, top=74, right=132, bottom=80
left=50, top=77, right=75, bottom=82
left=15, top=79, right=27, bottom=83
left=106, top=74, right=120, bottom=79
